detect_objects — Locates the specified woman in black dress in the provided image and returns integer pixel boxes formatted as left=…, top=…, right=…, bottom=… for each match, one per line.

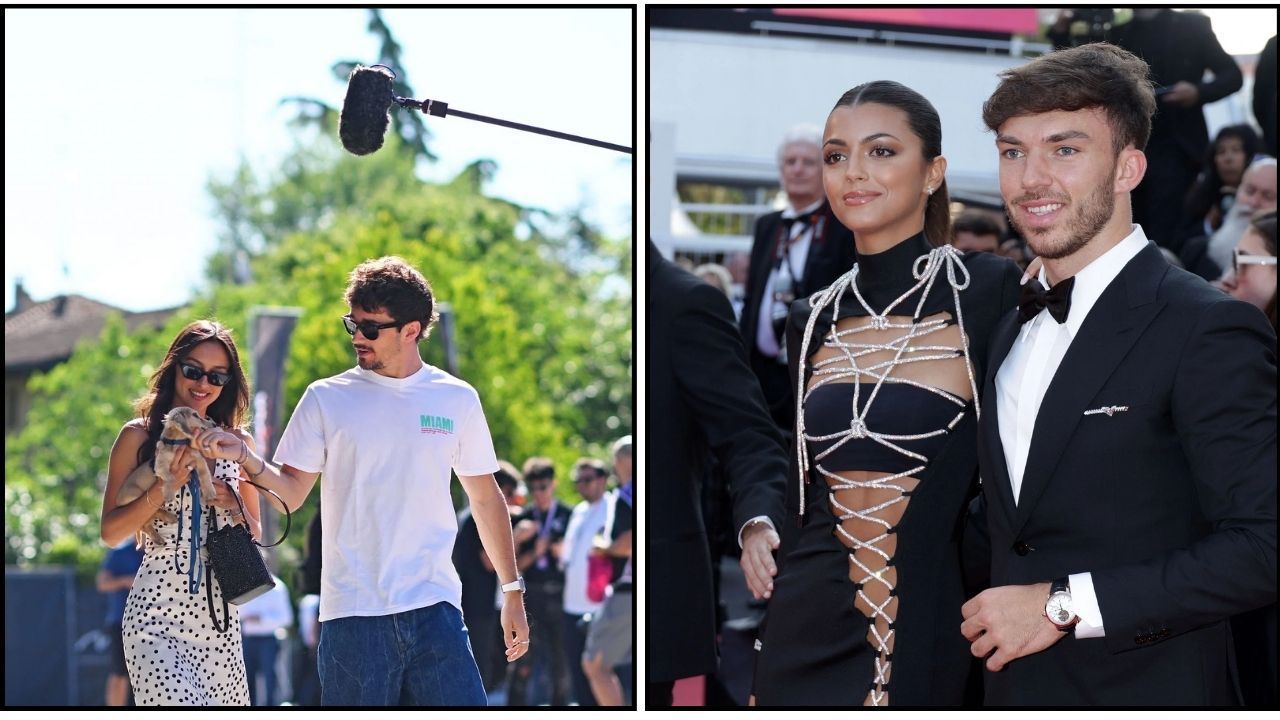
left=752, top=81, right=1022, bottom=706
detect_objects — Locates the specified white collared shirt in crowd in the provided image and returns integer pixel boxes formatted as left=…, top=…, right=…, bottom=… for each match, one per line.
left=239, top=574, right=294, bottom=638
left=756, top=197, right=824, bottom=357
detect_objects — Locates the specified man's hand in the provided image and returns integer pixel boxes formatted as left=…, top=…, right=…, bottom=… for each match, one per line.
left=740, top=521, right=780, bottom=600
left=1162, top=81, right=1200, bottom=108
left=960, top=582, right=1065, bottom=671
left=500, top=593, right=531, bottom=663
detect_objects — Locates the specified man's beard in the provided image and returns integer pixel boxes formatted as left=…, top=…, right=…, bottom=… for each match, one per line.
left=1012, top=170, right=1115, bottom=261
left=358, top=355, right=385, bottom=371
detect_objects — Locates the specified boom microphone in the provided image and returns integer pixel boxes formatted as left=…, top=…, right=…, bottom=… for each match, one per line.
left=338, top=65, right=395, bottom=156
left=338, top=64, right=632, bottom=156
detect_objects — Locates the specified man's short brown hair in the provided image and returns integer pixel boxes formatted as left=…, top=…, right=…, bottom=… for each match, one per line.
left=344, top=255, right=439, bottom=342
left=982, top=42, right=1156, bottom=155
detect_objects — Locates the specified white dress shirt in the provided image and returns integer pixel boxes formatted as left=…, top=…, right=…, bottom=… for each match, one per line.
left=994, top=225, right=1150, bottom=638
left=756, top=198, right=824, bottom=357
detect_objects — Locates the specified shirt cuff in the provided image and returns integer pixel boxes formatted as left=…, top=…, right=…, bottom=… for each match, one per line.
left=737, top=515, right=776, bottom=549
left=1070, top=572, right=1105, bottom=638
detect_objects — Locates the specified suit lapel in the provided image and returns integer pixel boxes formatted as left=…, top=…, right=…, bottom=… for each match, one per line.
left=982, top=311, right=1021, bottom=527
left=1012, top=244, right=1168, bottom=534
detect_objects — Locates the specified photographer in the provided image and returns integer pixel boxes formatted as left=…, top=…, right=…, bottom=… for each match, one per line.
left=739, top=125, right=856, bottom=436
left=1049, top=9, right=1243, bottom=252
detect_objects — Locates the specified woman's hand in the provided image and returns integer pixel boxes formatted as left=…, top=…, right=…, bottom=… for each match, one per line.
left=208, top=478, right=242, bottom=514
left=167, top=444, right=199, bottom=481
left=191, top=428, right=244, bottom=462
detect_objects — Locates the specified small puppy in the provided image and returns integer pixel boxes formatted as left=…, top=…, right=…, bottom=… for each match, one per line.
left=116, top=407, right=219, bottom=546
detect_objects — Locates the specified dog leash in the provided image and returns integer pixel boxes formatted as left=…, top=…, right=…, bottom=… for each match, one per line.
left=172, top=470, right=204, bottom=595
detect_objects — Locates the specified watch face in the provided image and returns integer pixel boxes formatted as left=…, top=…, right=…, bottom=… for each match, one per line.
left=1046, top=593, right=1074, bottom=625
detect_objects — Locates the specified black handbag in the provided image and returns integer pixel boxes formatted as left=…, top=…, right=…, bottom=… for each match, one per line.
left=206, top=479, right=292, bottom=608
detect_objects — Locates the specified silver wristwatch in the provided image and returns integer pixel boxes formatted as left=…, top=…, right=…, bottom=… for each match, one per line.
left=1045, top=577, right=1079, bottom=632
left=500, top=576, right=526, bottom=594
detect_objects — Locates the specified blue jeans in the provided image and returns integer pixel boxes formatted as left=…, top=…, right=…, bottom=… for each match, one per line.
left=242, top=634, right=280, bottom=706
left=318, top=602, right=486, bottom=706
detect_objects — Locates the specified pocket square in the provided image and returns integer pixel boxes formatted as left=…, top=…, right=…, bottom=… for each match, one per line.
left=1083, top=405, right=1129, bottom=417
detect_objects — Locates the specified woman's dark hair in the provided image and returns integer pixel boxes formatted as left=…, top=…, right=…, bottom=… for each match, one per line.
left=344, top=255, right=438, bottom=342
left=133, top=320, right=250, bottom=467
left=1249, top=209, right=1278, bottom=331
left=982, top=43, right=1155, bottom=155
left=833, top=80, right=951, bottom=247
left=1185, top=124, right=1262, bottom=229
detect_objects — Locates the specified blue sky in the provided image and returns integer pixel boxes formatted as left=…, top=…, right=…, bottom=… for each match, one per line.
left=4, top=8, right=633, bottom=312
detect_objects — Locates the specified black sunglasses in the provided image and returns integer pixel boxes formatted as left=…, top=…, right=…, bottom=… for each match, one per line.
left=574, top=475, right=601, bottom=485
left=178, top=362, right=231, bottom=387
left=342, top=315, right=405, bottom=341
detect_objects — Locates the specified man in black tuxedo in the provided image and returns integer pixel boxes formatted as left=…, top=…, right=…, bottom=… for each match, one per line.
left=740, top=125, right=857, bottom=435
left=961, top=43, right=1276, bottom=706
left=1050, top=9, right=1242, bottom=253
left=648, top=238, right=788, bottom=707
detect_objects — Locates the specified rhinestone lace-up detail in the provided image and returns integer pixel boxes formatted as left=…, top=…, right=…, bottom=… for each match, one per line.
left=794, top=244, right=979, bottom=706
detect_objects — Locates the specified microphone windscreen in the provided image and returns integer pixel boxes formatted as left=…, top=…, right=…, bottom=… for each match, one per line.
left=339, top=65, right=395, bottom=156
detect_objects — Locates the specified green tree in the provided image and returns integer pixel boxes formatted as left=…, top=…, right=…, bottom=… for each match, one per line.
left=6, top=130, right=631, bottom=578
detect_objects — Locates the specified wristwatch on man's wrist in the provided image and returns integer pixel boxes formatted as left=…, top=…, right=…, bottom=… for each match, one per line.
left=1045, top=577, right=1080, bottom=632
left=500, top=576, right=526, bottom=594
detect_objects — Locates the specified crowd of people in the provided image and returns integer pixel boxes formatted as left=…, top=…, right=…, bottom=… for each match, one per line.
left=96, top=255, right=630, bottom=706
left=656, top=22, right=1275, bottom=709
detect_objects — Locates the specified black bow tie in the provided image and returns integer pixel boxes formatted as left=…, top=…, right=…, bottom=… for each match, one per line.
left=1017, top=276, right=1075, bottom=324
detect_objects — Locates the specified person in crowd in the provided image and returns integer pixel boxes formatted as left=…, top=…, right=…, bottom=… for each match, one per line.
left=1222, top=210, right=1278, bottom=331
left=1049, top=10, right=1243, bottom=253
left=952, top=209, right=1006, bottom=254
left=560, top=459, right=610, bottom=706
left=505, top=457, right=572, bottom=706
left=240, top=571, right=294, bottom=706
left=289, top=498, right=322, bottom=706
left=749, top=79, right=1022, bottom=707
left=583, top=436, right=634, bottom=706
left=1186, top=156, right=1279, bottom=280
left=1182, top=124, right=1262, bottom=240
left=99, top=320, right=263, bottom=705
left=740, top=124, right=858, bottom=436
left=648, top=237, right=789, bottom=708
left=455, top=460, right=524, bottom=694
left=292, top=592, right=321, bottom=706
left=963, top=42, right=1275, bottom=706
left=694, top=263, right=736, bottom=311
left=1223, top=209, right=1279, bottom=707
left=97, top=538, right=144, bottom=706
left=1255, top=35, right=1276, bottom=158
left=190, top=256, right=528, bottom=705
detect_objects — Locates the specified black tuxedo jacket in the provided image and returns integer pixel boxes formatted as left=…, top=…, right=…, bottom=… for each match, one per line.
left=647, top=240, right=788, bottom=683
left=971, top=242, right=1276, bottom=705
left=739, top=201, right=856, bottom=429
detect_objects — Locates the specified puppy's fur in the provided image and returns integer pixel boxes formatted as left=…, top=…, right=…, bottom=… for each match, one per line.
left=116, top=407, right=219, bottom=546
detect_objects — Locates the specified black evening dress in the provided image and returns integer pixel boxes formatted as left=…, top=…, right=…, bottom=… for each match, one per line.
left=753, top=232, right=1020, bottom=706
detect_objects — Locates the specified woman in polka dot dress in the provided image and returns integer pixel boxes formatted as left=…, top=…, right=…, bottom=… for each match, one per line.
left=100, top=321, right=264, bottom=706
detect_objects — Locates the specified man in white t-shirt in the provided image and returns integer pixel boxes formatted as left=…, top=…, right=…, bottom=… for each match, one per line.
left=559, top=457, right=610, bottom=706
left=193, top=256, right=529, bottom=706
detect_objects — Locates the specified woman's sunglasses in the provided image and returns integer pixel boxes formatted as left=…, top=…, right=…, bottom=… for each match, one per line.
left=178, top=362, right=231, bottom=387
left=1233, top=251, right=1278, bottom=275
left=342, top=315, right=404, bottom=341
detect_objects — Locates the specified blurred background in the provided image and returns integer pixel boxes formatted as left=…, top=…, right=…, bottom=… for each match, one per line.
left=5, top=7, right=632, bottom=707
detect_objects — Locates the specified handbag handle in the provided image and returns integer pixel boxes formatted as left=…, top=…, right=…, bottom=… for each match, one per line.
left=225, top=478, right=292, bottom=549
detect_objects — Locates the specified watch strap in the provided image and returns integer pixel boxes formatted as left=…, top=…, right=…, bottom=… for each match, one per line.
left=501, top=577, right=526, bottom=593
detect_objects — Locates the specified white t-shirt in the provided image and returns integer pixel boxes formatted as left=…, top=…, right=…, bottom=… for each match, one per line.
left=274, top=363, right=499, bottom=623
left=561, top=497, right=608, bottom=616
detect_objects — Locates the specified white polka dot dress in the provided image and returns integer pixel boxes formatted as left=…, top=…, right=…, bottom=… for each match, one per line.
left=123, top=458, right=250, bottom=706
